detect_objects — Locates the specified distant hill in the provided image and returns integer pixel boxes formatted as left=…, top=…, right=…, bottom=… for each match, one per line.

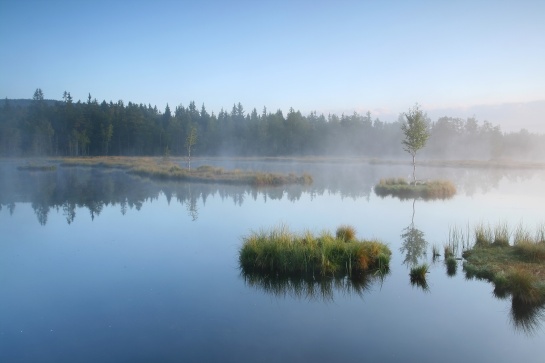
left=2, top=98, right=60, bottom=108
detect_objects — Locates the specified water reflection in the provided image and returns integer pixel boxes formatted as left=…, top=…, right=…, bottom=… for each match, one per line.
left=2, top=160, right=544, bottom=225
left=0, top=165, right=315, bottom=225
left=465, top=270, right=545, bottom=335
left=510, top=297, right=545, bottom=335
left=400, top=199, right=428, bottom=267
left=241, top=270, right=388, bottom=302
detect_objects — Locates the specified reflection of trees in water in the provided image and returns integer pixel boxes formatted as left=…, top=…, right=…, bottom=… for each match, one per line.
left=400, top=199, right=428, bottom=267
left=0, top=165, right=338, bottom=225
left=241, top=270, right=388, bottom=302
left=2, top=161, right=544, bottom=225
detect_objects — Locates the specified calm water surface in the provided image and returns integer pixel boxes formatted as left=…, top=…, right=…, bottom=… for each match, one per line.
left=1, top=160, right=544, bottom=362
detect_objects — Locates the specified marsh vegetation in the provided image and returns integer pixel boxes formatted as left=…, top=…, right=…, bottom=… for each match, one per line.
left=239, top=225, right=391, bottom=277
left=61, top=156, right=313, bottom=186
left=374, top=178, right=456, bottom=200
left=453, top=223, right=545, bottom=308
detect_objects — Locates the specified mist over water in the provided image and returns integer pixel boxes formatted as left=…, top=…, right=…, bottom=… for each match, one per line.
left=1, top=159, right=545, bottom=363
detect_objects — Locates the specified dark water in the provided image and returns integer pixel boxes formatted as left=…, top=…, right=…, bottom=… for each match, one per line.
left=1, top=159, right=544, bottom=362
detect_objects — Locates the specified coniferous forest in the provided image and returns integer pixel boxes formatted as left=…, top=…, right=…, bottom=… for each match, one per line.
left=1, top=88, right=544, bottom=160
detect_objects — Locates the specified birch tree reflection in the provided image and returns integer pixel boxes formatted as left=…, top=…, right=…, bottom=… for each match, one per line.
left=400, top=199, right=428, bottom=267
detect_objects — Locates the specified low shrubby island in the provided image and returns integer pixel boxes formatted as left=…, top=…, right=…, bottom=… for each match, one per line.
left=374, top=177, right=456, bottom=200
left=239, top=225, right=391, bottom=277
left=60, top=156, right=312, bottom=186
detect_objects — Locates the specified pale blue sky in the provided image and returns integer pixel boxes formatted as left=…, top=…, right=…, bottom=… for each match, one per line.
left=1, top=0, right=544, bottom=131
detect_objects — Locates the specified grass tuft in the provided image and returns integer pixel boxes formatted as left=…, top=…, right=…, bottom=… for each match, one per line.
left=445, top=256, right=457, bottom=276
left=336, top=225, right=357, bottom=242
left=493, top=222, right=510, bottom=246
left=409, top=263, right=429, bottom=289
left=239, top=225, right=391, bottom=277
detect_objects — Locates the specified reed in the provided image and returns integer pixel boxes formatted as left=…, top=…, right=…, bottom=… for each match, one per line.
left=474, top=222, right=493, bottom=246
left=239, top=225, right=391, bottom=277
left=513, top=223, right=533, bottom=245
left=493, top=221, right=511, bottom=246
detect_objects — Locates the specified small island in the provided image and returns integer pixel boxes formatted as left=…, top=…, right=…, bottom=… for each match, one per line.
left=60, top=156, right=313, bottom=186
left=374, top=177, right=456, bottom=200
left=463, top=223, right=545, bottom=305
left=239, top=225, right=391, bottom=277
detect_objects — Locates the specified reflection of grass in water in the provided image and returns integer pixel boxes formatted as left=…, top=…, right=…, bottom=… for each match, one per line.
left=239, top=225, right=391, bottom=277
left=510, top=295, right=545, bottom=335
left=241, top=270, right=389, bottom=302
left=374, top=178, right=456, bottom=200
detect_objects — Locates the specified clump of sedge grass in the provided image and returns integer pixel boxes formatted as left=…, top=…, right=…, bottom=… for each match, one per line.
left=506, top=268, right=545, bottom=305
left=535, top=223, right=545, bottom=244
left=445, top=256, right=457, bottom=277
left=432, top=244, right=440, bottom=257
left=493, top=221, right=510, bottom=246
left=431, top=244, right=440, bottom=263
left=513, top=223, right=533, bottom=245
left=336, top=225, right=357, bottom=242
left=409, top=263, right=429, bottom=287
left=474, top=222, right=493, bottom=246
left=239, top=225, right=391, bottom=277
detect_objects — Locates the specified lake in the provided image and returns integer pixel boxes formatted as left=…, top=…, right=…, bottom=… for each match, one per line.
left=1, top=159, right=544, bottom=362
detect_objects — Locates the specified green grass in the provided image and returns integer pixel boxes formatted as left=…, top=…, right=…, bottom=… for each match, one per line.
left=474, top=222, right=493, bottom=246
left=374, top=178, right=456, bottom=200
left=463, top=227, right=545, bottom=305
left=336, top=225, right=357, bottom=242
left=493, top=222, right=511, bottom=246
left=60, top=156, right=313, bottom=186
left=239, top=225, right=391, bottom=277
left=409, top=263, right=429, bottom=290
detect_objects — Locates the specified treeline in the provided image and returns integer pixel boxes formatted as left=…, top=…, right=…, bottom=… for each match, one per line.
left=1, top=89, right=544, bottom=160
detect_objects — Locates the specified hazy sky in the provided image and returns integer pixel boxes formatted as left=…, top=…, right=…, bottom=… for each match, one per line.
left=1, top=0, right=544, bottom=131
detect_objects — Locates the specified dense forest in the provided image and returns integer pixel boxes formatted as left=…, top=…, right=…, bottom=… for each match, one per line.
left=1, top=89, right=544, bottom=160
